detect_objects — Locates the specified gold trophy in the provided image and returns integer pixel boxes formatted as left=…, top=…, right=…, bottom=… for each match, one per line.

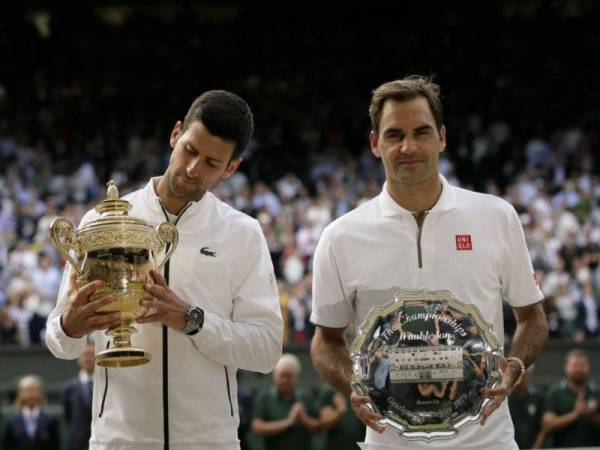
left=50, top=180, right=178, bottom=368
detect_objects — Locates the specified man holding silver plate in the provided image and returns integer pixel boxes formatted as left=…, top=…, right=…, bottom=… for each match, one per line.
left=310, top=76, right=548, bottom=449
left=46, top=90, right=283, bottom=450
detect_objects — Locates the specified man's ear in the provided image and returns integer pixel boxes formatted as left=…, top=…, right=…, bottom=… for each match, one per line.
left=170, top=121, right=183, bottom=149
left=370, top=130, right=381, bottom=158
left=221, top=157, right=242, bottom=180
left=439, top=125, right=447, bottom=153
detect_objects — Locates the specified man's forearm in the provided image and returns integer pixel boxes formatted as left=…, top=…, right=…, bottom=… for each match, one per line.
left=510, top=303, right=548, bottom=367
left=310, top=327, right=352, bottom=396
left=542, top=411, right=578, bottom=433
left=251, top=418, right=292, bottom=436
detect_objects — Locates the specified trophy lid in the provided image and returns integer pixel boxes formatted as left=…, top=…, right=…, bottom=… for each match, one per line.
left=76, top=180, right=167, bottom=253
left=95, top=180, right=132, bottom=215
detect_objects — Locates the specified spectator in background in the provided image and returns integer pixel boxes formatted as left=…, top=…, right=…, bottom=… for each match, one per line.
left=29, top=252, right=61, bottom=305
left=0, top=305, right=18, bottom=343
left=62, top=343, right=95, bottom=450
left=574, top=281, right=599, bottom=341
left=6, top=276, right=34, bottom=345
left=507, top=365, right=545, bottom=449
left=542, top=349, right=600, bottom=448
left=251, top=354, right=321, bottom=450
left=317, top=384, right=364, bottom=450
left=1, top=375, right=61, bottom=450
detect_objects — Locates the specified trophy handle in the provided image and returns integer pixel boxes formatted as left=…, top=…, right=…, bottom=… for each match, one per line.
left=155, top=222, right=179, bottom=272
left=50, top=218, right=83, bottom=274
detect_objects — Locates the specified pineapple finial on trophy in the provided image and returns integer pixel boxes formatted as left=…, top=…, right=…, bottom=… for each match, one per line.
left=107, top=180, right=119, bottom=200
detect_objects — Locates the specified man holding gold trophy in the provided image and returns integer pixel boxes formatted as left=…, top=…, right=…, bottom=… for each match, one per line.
left=310, top=76, right=549, bottom=449
left=45, top=90, right=284, bottom=450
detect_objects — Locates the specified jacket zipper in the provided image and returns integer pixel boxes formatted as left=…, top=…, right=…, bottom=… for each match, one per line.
left=413, top=211, right=428, bottom=269
left=98, top=342, right=110, bottom=417
left=224, top=367, right=234, bottom=416
left=159, top=201, right=192, bottom=450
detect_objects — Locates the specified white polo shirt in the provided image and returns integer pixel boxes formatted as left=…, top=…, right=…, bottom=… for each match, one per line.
left=311, top=175, right=544, bottom=450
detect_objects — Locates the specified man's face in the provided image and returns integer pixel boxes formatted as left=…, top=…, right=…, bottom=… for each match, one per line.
left=370, top=97, right=446, bottom=187
left=273, top=365, right=297, bottom=396
left=79, top=345, right=95, bottom=374
left=565, top=355, right=590, bottom=385
left=164, top=120, right=240, bottom=202
left=20, top=379, right=43, bottom=409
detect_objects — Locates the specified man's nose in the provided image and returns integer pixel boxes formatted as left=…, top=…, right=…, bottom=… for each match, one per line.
left=186, top=158, right=200, bottom=177
left=400, top=136, right=417, bottom=154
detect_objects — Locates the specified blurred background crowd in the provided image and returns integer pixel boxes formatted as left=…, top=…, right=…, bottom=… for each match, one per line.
left=1, top=1, right=599, bottom=449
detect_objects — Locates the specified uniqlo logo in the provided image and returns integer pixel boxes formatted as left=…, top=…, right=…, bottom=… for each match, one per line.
left=455, top=235, right=472, bottom=250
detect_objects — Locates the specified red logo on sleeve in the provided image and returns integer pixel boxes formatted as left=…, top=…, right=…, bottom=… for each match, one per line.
left=455, top=235, right=473, bottom=251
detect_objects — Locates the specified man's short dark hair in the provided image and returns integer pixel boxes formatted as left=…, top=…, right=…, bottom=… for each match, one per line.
left=369, top=75, right=443, bottom=134
left=183, top=90, right=253, bottom=160
left=566, top=348, right=588, bottom=362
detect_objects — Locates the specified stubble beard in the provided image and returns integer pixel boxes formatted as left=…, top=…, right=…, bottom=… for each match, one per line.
left=168, top=170, right=204, bottom=202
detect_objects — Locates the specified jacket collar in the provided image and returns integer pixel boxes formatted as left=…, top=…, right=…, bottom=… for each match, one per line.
left=379, top=174, right=457, bottom=218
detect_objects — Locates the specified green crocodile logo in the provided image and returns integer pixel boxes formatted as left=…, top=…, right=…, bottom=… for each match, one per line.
left=200, top=247, right=216, bottom=257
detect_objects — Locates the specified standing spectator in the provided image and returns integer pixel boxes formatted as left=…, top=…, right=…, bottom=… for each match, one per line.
left=62, top=343, right=95, bottom=450
left=1, top=375, right=61, bottom=450
left=317, top=384, right=364, bottom=450
left=507, top=366, right=545, bottom=449
left=542, top=349, right=600, bottom=447
left=251, top=354, right=321, bottom=450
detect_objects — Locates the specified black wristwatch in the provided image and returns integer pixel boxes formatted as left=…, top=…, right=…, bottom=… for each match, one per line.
left=182, top=306, right=204, bottom=336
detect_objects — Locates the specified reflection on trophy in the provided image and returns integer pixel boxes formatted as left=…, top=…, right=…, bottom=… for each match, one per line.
left=351, top=289, right=502, bottom=442
left=50, top=180, right=178, bottom=368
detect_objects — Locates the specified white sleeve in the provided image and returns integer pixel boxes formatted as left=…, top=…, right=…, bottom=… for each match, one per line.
left=310, top=226, right=353, bottom=328
left=500, top=206, right=545, bottom=307
left=45, top=210, right=99, bottom=359
left=45, top=261, right=87, bottom=359
left=190, top=222, right=283, bottom=374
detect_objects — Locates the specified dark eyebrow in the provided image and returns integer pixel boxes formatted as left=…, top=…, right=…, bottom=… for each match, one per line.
left=414, top=124, right=434, bottom=133
left=383, top=127, right=405, bottom=136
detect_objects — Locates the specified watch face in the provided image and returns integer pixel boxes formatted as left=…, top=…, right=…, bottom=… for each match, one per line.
left=185, top=307, right=204, bottom=333
left=190, top=308, right=202, bottom=325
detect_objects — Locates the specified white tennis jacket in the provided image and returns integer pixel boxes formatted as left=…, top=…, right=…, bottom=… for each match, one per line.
left=46, top=178, right=283, bottom=450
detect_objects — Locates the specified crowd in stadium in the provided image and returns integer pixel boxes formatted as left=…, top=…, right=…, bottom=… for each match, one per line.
left=1, top=118, right=599, bottom=347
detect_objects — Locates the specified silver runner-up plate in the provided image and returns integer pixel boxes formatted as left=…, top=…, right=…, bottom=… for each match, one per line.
left=350, top=289, right=502, bottom=441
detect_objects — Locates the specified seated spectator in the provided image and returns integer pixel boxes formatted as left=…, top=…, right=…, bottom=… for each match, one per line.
left=0, top=305, right=18, bottom=344
left=574, top=281, right=599, bottom=341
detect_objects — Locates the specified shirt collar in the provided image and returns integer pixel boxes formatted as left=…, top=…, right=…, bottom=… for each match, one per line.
left=144, top=176, right=211, bottom=221
left=79, top=370, right=93, bottom=384
left=22, top=407, right=40, bottom=420
left=379, top=174, right=457, bottom=218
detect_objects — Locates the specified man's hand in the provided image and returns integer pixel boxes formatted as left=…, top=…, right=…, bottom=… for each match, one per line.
left=480, top=357, right=520, bottom=425
left=288, top=402, right=304, bottom=424
left=572, top=390, right=598, bottom=417
left=350, top=392, right=385, bottom=433
left=61, top=274, right=121, bottom=338
left=333, top=392, right=347, bottom=413
left=137, top=270, right=189, bottom=331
